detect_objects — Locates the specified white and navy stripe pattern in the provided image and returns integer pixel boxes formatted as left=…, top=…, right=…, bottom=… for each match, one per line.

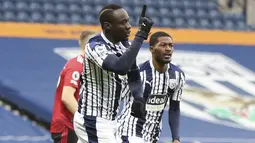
left=117, top=60, right=185, bottom=142
left=78, top=33, right=130, bottom=121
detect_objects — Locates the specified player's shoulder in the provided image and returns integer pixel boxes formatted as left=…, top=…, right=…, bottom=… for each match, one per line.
left=169, top=63, right=185, bottom=75
left=139, top=60, right=151, bottom=72
left=67, top=55, right=83, bottom=64
left=87, top=34, right=108, bottom=50
left=65, top=55, right=84, bottom=69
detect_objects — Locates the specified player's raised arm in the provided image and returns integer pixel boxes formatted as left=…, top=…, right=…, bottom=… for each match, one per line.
left=101, top=5, right=154, bottom=75
left=120, top=5, right=150, bottom=118
left=168, top=71, right=185, bottom=143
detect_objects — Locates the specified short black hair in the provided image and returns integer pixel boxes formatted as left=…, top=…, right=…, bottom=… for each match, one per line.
left=149, top=31, right=172, bottom=46
left=98, top=4, right=122, bottom=25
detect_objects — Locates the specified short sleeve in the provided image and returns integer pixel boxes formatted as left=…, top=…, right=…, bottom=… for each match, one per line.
left=63, top=68, right=81, bottom=89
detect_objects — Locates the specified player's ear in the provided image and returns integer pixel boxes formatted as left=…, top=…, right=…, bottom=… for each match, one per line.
left=149, top=46, right=154, bottom=53
left=103, top=22, right=112, bottom=30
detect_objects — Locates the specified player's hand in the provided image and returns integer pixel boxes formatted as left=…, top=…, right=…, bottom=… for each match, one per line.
left=172, top=139, right=180, bottom=143
left=131, top=97, right=146, bottom=118
left=135, top=5, right=154, bottom=40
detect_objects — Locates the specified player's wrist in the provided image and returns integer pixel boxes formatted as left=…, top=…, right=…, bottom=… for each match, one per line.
left=135, top=30, right=149, bottom=40
left=172, top=137, right=180, bottom=142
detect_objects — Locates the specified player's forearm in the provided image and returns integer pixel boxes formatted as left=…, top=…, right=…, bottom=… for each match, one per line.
left=62, top=95, right=78, bottom=114
left=61, top=86, right=78, bottom=114
left=127, top=62, right=143, bottom=99
left=102, top=36, right=144, bottom=75
left=169, top=100, right=180, bottom=141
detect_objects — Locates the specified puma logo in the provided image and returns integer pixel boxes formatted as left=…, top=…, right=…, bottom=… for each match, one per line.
left=145, top=80, right=151, bottom=87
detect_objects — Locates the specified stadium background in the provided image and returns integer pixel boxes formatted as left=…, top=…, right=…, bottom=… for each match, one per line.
left=0, top=0, right=255, bottom=143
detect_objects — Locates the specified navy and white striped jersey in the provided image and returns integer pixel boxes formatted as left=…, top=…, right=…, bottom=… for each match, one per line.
left=78, top=32, right=130, bottom=121
left=117, top=60, right=185, bottom=142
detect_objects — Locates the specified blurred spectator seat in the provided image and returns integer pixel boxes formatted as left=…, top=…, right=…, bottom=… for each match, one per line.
left=30, top=2, right=43, bottom=12
left=185, top=8, right=196, bottom=18
left=3, top=1, right=15, bottom=11
left=56, top=3, right=68, bottom=13
left=82, top=5, right=93, bottom=14
left=188, top=18, right=200, bottom=28
left=44, top=12, right=56, bottom=23
left=69, top=4, right=81, bottom=13
left=16, top=1, right=29, bottom=11
left=16, top=11, right=30, bottom=22
left=175, top=17, right=186, bottom=28
left=31, top=12, right=43, bottom=23
left=57, top=13, right=69, bottom=23
left=212, top=19, right=224, bottom=29
left=83, top=14, right=97, bottom=24
left=199, top=18, right=211, bottom=29
left=70, top=13, right=82, bottom=24
left=43, top=3, right=55, bottom=13
left=3, top=11, right=16, bottom=21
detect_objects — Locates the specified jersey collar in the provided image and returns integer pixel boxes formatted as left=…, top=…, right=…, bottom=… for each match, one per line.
left=101, top=32, right=121, bottom=48
left=149, top=59, right=170, bottom=73
left=80, top=54, right=84, bottom=59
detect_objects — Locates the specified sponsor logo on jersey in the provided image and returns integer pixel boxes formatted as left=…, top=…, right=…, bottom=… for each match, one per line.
left=147, top=94, right=167, bottom=105
left=146, top=94, right=168, bottom=111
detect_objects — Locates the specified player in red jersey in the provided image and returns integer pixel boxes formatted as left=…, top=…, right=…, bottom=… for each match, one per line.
left=50, top=30, right=97, bottom=143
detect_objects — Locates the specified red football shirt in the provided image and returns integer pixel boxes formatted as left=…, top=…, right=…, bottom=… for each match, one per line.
left=50, top=55, right=84, bottom=133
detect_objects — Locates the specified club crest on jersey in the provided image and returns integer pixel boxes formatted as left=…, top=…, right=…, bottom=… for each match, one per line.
left=95, top=45, right=108, bottom=58
left=169, top=79, right=177, bottom=89
left=146, top=94, right=168, bottom=111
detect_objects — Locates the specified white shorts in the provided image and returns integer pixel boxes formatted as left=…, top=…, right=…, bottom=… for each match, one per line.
left=117, top=135, right=151, bottom=143
left=73, top=111, right=118, bottom=143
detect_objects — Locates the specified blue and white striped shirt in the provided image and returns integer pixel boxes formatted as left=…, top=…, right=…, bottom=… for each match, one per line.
left=78, top=32, right=130, bottom=120
left=117, top=60, right=185, bottom=142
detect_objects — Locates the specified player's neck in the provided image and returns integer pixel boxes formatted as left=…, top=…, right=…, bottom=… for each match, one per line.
left=80, top=50, right=85, bottom=57
left=104, top=31, right=118, bottom=44
left=80, top=48, right=85, bottom=56
left=152, top=59, right=168, bottom=73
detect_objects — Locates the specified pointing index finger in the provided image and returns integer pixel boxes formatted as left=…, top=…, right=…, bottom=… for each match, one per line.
left=141, top=5, right=147, bottom=17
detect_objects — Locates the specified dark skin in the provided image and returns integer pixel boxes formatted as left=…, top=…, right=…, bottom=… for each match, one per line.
left=150, top=36, right=174, bottom=73
left=103, top=8, right=131, bottom=44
